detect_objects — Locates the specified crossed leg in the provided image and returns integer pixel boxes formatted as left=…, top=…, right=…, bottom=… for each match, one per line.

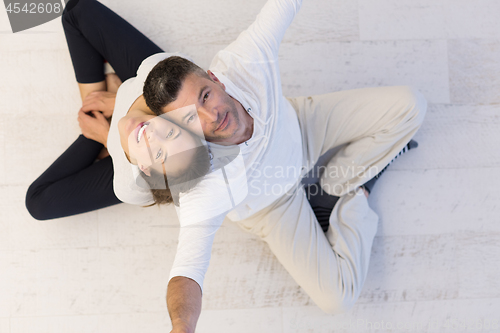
left=237, top=86, right=427, bottom=313
left=290, top=85, right=427, bottom=197
left=25, top=0, right=164, bottom=219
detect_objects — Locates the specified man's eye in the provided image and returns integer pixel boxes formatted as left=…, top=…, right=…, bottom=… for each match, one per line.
left=187, top=115, right=195, bottom=123
left=166, top=129, right=174, bottom=138
left=156, top=149, right=162, bottom=159
left=203, top=92, right=209, bottom=102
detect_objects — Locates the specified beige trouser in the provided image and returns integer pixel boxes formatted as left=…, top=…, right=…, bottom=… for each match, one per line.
left=236, top=86, right=427, bottom=314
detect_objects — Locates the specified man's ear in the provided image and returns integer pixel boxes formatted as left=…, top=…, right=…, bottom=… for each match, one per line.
left=139, top=165, right=152, bottom=177
left=207, top=70, right=225, bottom=90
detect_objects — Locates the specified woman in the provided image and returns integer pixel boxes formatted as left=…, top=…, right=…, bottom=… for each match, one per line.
left=25, top=0, right=207, bottom=219
left=118, top=106, right=213, bottom=205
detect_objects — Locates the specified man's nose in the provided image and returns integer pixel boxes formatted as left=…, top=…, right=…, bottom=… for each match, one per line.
left=197, top=106, right=218, bottom=123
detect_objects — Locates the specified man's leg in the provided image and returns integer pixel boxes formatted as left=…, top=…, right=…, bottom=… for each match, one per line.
left=288, top=85, right=427, bottom=197
left=290, top=86, right=426, bottom=232
left=235, top=86, right=427, bottom=313
left=236, top=183, right=378, bottom=313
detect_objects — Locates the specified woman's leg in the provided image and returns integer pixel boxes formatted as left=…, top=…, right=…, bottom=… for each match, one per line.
left=62, top=0, right=163, bottom=88
left=26, top=0, right=163, bottom=219
left=26, top=136, right=121, bottom=220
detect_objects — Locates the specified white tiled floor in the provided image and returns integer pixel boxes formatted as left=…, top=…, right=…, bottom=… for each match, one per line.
left=1, top=0, right=499, bottom=332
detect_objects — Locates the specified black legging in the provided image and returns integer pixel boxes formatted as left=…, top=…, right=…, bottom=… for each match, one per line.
left=25, top=0, right=163, bottom=220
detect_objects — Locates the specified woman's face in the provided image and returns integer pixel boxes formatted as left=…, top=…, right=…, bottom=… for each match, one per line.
left=118, top=113, right=202, bottom=177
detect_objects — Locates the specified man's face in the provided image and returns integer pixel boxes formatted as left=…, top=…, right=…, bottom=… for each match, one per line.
left=162, top=72, right=241, bottom=145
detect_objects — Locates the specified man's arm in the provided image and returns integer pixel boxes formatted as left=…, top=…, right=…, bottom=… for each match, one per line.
left=221, top=0, right=303, bottom=61
left=167, top=276, right=202, bottom=333
left=165, top=207, right=228, bottom=332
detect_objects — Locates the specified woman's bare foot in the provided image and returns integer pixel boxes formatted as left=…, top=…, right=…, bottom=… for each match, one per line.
left=105, top=73, right=122, bottom=93
left=362, top=186, right=369, bottom=198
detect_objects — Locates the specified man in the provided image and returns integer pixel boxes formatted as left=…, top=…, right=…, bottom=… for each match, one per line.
left=141, top=0, right=427, bottom=332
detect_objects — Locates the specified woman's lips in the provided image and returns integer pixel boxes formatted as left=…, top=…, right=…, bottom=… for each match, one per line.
left=135, top=122, right=148, bottom=143
left=215, top=112, right=229, bottom=131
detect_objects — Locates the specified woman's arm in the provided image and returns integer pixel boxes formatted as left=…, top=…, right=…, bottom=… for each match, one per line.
left=80, top=91, right=117, bottom=118
left=77, top=73, right=123, bottom=146
left=78, top=81, right=106, bottom=103
left=80, top=73, right=123, bottom=118
left=77, top=109, right=110, bottom=147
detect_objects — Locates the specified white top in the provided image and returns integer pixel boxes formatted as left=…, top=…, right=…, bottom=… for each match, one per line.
left=107, top=52, right=193, bottom=206
left=107, top=0, right=304, bottom=292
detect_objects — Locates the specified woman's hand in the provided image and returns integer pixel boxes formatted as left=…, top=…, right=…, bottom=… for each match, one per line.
left=78, top=109, right=110, bottom=147
left=80, top=91, right=116, bottom=118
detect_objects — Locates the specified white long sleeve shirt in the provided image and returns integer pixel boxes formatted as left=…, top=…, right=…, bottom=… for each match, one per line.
left=108, top=0, right=304, bottom=292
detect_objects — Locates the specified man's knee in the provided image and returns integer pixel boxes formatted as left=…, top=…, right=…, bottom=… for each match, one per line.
left=398, top=86, right=428, bottom=129
left=312, top=278, right=363, bottom=314
left=316, top=293, right=357, bottom=315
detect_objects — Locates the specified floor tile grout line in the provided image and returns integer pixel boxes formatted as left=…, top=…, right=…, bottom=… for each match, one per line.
left=4, top=164, right=500, bottom=189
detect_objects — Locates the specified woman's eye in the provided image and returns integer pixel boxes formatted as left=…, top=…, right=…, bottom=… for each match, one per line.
left=166, top=129, right=174, bottom=138
left=156, top=149, right=162, bottom=159
left=187, top=115, right=195, bottom=123
left=203, top=92, right=209, bottom=102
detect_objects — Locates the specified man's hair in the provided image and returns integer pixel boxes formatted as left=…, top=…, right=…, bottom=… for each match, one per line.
left=143, top=56, right=210, bottom=116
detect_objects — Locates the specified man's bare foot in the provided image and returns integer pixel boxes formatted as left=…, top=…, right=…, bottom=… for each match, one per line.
left=105, top=73, right=122, bottom=93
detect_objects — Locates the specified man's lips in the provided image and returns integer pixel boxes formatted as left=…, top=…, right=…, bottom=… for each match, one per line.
left=215, top=112, right=229, bottom=132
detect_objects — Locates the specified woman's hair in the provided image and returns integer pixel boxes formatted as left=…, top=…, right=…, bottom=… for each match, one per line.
left=139, top=144, right=211, bottom=206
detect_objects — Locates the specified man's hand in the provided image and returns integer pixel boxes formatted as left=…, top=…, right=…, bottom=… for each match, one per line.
left=77, top=109, right=110, bottom=147
left=81, top=91, right=116, bottom=118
